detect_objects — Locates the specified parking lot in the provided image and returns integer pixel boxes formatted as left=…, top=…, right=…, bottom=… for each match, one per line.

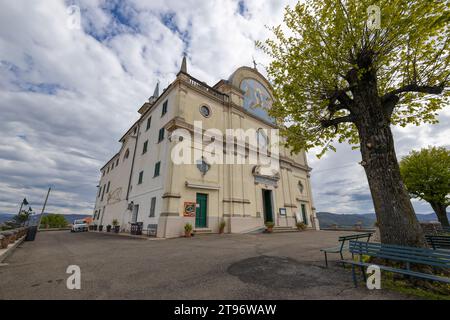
left=0, top=230, right=410, bottom=299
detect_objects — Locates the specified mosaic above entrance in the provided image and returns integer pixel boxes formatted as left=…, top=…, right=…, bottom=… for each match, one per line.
left=240, top=78, right=274, bottom=123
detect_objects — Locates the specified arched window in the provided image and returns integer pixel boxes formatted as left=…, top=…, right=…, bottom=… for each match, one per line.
left=298, top=181, right=304, bottom=194
left=124, top=148, right=130, bottom=160
left=257, top=128, right=268, bottom=149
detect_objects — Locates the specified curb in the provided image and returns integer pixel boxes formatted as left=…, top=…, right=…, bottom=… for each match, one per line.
left=89, top=231, right=165, bottom=240
left=0, top=235, right=26, bottom=264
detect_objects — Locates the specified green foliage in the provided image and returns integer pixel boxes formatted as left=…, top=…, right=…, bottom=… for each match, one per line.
left=257, top=0, right=450, bottom=156
left=219, top=220, right=226, bottom=230
left=40, top=214, right=68, bottom=229
left=400, top=146, right=450, bottom=206
left=112, top=219, right=119, bottom=226
left=296, top=222, right=307, bottom=230
left=13, top=210, right=30, bottom=226
left=265, top=222, right=275, bottom=228
left=184, top=223, right=193, bottom=233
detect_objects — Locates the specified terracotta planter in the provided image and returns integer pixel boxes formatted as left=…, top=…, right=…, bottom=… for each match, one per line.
left=266, top=227, right=273, bottom=233
left=185, top=231, right=192, bottom=238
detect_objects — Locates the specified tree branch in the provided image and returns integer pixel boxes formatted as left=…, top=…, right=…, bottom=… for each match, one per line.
left=382, top=94, right=400, bottom=119
left=383, top=82, right=446, bottom=97
left=320, top=115, right=355, bottom=128
left=381, top=82, right=446, bottom=118
left=326, top=88, right=355, bottom=114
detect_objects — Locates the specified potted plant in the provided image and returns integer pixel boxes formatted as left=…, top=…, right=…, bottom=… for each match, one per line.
left=93, top=224, right=98, bottom=231
left=106, top=225, right=112, bottom=232
left=265, top=222, right=275, bottom=233
left=112, top=219, right=120, bottom=233
left=219, top=220, right=226, bottom=234
left=99, top=225, right=103, bottom=232
left=296, top=222, right=307, bottom=231
left=184, top=223, right=193, bottom=238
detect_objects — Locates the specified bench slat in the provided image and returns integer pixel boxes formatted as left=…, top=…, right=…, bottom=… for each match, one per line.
left=338, top=233, right=373, bottom=241
left=341, top=260, right=450, bottom=284
left=320, top=245, right=349, bottom=253
left=349, top=241, right=450, bottom=268
left=351, top=246, right=450, bottom=260
left=350, top=244, right=450, bottom=259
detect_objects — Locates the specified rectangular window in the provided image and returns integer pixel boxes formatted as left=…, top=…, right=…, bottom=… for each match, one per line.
left=98, top=186, right=102, bottom=198
left=149, top=197, right=156, bottom=217
left=97, top=209, right=101, bottom=220
left=106, top=181, right=110, bottom=193
left=116, top=158, right=119, bottom=166
left=138, top=171, right=144, bottom=184
left=101, top=185, right=106, bottom=201
left=142, top=140, right=148, bottom=154
left=154, top=161, right=161, bottom=177
left=162, top=100, right=168, bottom=116
left=111, top=162, right=114, bottom=170
left=146, top=117, right=152, bottom=131
left=158, top=128, right=165, bottom=142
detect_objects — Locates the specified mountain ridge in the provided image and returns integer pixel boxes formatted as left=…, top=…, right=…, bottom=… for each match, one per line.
left=316, top=211, right=448, bottom=228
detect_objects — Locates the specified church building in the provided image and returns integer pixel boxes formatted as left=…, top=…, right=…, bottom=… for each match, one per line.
left=93, top=57, right=319, bottom=238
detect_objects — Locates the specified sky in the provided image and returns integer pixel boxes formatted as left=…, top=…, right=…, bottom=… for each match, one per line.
left=0, top=0, right=448, bottom=216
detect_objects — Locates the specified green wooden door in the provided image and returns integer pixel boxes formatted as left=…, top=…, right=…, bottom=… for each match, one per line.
left=196, top=193, right=208, bottom=228
left=301, top=204, right=308, bottom=225
left=262, top=190, right=273, bottom=223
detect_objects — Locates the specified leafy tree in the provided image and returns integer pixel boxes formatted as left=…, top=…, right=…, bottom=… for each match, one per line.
left=400, top=147, right=450, bottom=227
left=14, top=210, right=31, bottom=226
left=258, top=0, right=450, bottom=246
left=40, top=214, right=68, bottom=229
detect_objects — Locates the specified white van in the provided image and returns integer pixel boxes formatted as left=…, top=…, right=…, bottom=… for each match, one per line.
left=71, top=219, right=88, bottom=232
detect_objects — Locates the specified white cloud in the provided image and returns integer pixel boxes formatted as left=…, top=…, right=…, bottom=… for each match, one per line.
left=0, top=0, right=447, bottom=216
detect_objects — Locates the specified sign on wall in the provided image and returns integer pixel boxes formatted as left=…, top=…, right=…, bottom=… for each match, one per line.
left=279, top=208, right=287, bottom=216
left=183, top=202, right=196, bottom=217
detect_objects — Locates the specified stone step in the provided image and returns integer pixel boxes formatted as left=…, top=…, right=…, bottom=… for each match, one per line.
left=272, top=227, right=299, bottom=233
left=193, top=229, right=213, bottom=235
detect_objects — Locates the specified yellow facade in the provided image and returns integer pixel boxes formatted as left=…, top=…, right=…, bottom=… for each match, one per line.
left=93, top=62, right=318, bottom=238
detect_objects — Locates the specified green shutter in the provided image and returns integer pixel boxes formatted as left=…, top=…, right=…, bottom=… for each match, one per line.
left=149, top=197, right=156, bottom=217
left=143, top=140, right=148, bottom=154
left=158, top=128, right=165, bottom=142
left=154, top=162, right=160, bottom=177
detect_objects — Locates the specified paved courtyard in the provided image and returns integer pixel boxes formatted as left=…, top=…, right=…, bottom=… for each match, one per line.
left=0, top=230, right=412, bottom=299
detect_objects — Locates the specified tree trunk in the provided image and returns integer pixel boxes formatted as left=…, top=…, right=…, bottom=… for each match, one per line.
left=351, top=69, right=427, bottom=247
left=430, top=202, right=449, bottom=227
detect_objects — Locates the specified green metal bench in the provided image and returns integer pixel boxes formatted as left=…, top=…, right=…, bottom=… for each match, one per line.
left=320, top=232, right=373, bottom=267
left=441, top=226, right=450, bottom=234
left=341, top=240, right=450, bottom=287
left=425, top=234, right=450, bottom=250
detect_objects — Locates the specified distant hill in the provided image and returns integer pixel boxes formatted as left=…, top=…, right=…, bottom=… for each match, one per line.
left=317, top=211, right=448, bottom=228
left=0, top=213, right=91, bottom=225
left=0, top=213, right=14, bottom=223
